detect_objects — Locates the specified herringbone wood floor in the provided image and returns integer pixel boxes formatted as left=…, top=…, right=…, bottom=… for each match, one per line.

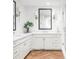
left=24, top=50, right=64, bottom=59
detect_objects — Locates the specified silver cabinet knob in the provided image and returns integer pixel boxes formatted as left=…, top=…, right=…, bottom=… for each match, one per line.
left=43, top=38, right=45, bottom=40
left=14, top=51, right=17, bottom=54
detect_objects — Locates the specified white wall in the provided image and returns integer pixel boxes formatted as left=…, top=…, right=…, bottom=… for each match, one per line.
left=14, top=1, right=66, bottom=35
left=14, top=2, right=31, bottom=35
left=22, top=6, right=66, bottom=33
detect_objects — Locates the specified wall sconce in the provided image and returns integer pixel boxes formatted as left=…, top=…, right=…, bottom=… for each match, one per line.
left=62, top=11, right=64, bottom=15
left=34, top=10, right=38, bottom=20
left=53, top=15, right=55, bottom=20
left=16, top=11, right=20, bottom=17
left=35, top=15, right=37, bottom=20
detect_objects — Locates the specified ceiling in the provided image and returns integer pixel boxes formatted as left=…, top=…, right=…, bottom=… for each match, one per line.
left=17, top=0, right=66, bottom=7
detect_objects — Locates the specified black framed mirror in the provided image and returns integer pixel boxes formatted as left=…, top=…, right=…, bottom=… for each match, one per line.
left=38, top=8, right=52, bottom=30
left=13, top=1, right=16, bottom=31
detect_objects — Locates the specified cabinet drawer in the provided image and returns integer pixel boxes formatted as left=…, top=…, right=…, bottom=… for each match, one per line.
left=13, top=46, right=20, bottom=58
left=23, top=45, right=31, bottom=54
left=23, top=40, right=32, bottom=47
left=24, top=39, right=32, bottom=44
left=13, top=36, right=32, bottom=47
left=13, top=54, right=20, bottom=59
left=24, top=42, right=32, bottom=48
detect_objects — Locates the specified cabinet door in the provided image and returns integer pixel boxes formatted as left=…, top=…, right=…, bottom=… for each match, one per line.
left=44, top=38, right=54, bottom=49
left=24, top=40, right=31, bottom=50
left=32, top=38, right=43, bottom=49
left=13, top=45, right=21, bottom=59
left=19, top=40, right=32, bottom=59
left=45, top=38, right=62, bottom=50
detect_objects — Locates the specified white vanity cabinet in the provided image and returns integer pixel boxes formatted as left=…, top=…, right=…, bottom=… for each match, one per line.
left=32, top=37, right=43, bottom=49
left=13, top=33, right=62, bottom=59
left=32, top=33, right=62, bottom=50
left=13, top=34, right=32, bottom=59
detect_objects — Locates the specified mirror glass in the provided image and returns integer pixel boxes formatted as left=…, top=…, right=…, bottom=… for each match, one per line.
left=38, top=8, right=52, bottom=30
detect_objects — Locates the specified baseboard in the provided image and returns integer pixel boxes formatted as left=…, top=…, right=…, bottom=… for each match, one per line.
left=24, top=51, right=32, bottom=59
left=32, top=49, right=62, bottom=51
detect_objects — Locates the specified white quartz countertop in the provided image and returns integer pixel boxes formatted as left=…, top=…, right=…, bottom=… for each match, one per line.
left=13, top=32, right=62, bottom=41
left=32, top=32, right=61, bottom=35
left=13, top=33, right=32, bottom=41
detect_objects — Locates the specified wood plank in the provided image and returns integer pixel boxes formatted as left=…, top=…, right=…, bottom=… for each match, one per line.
left=24, top=50, right=64, bottom=59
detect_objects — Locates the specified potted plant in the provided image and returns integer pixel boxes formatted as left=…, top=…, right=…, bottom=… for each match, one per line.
left=24, top=21, right=33, bottom=33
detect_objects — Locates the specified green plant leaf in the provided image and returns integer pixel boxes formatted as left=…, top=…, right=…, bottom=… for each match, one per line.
left=24, top=21, right=33, bottom=29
